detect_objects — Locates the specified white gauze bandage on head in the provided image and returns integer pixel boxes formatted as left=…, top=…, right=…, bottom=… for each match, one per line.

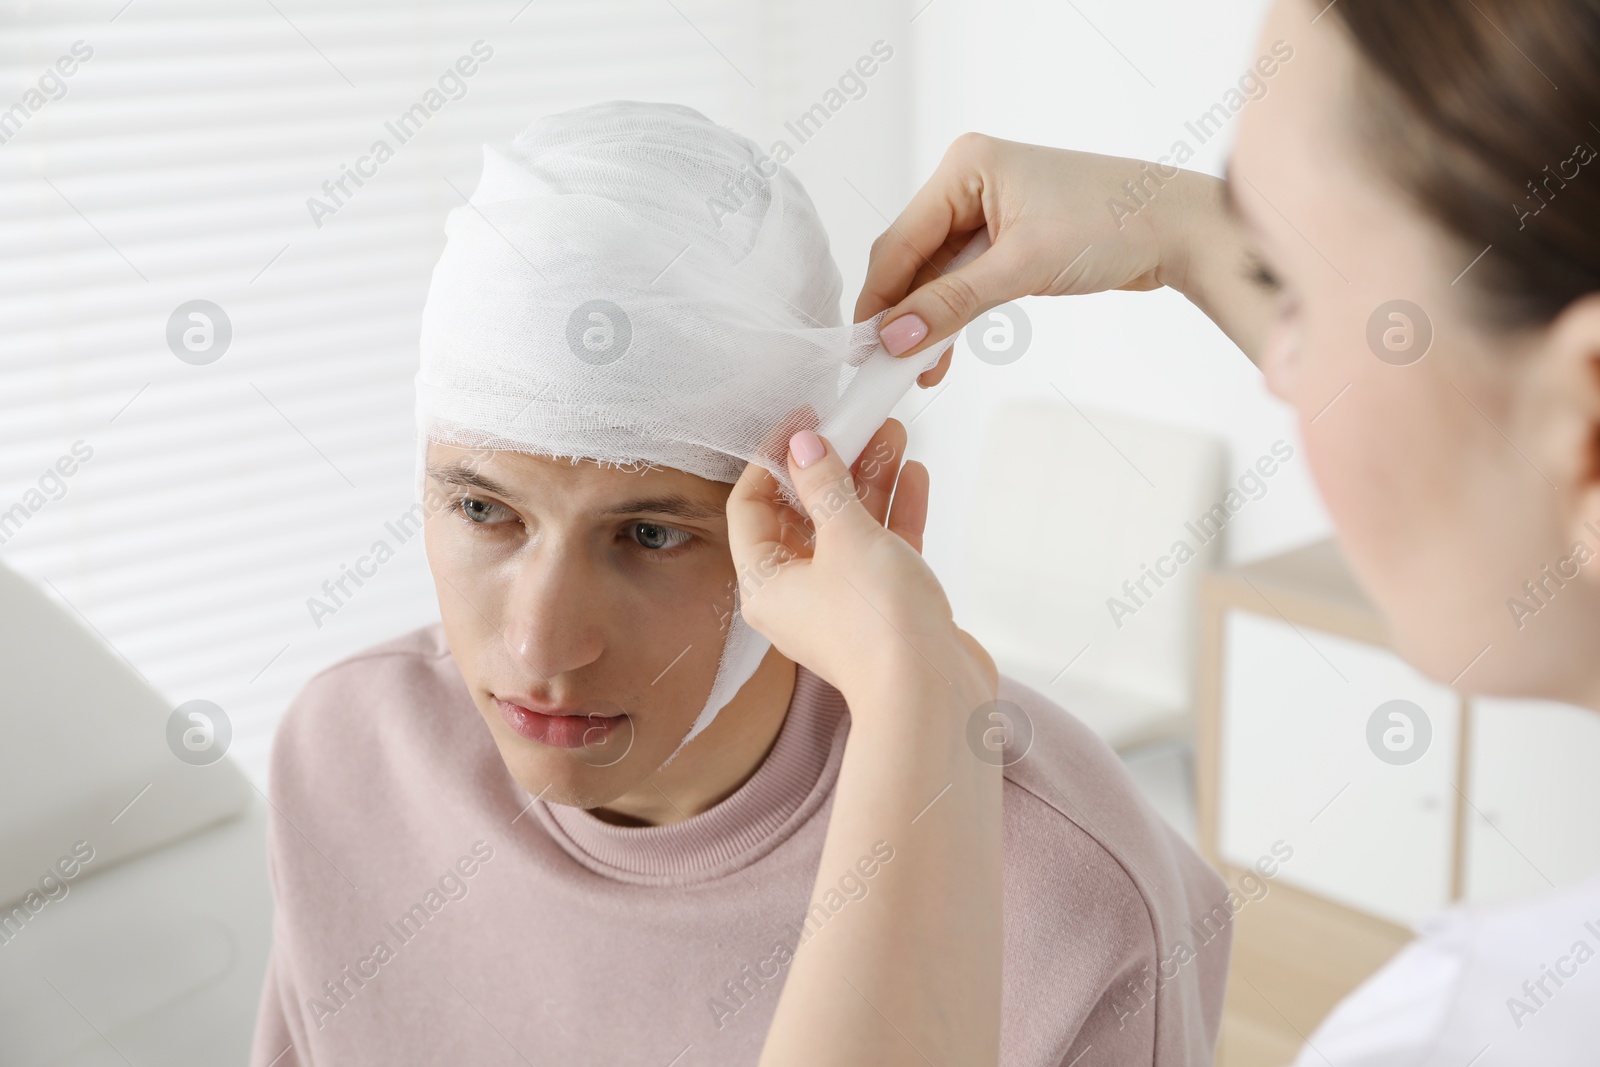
left=415, top=100, right=986, bottom=763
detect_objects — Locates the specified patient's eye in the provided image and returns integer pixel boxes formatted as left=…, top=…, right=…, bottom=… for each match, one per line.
left=629, top=522, right=692, bottom=553
left=453, top=496, right=516, bottom=526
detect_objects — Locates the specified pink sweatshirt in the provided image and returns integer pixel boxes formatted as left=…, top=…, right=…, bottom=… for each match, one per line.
left=250, top=624, right=1230, bottom=1066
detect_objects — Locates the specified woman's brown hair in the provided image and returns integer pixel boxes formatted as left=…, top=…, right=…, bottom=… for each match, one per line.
left=1328, top=0, right=1600, bottom=329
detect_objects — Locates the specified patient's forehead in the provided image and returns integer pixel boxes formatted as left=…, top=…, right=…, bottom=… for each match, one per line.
left=425, top=440, right=731, bottom=517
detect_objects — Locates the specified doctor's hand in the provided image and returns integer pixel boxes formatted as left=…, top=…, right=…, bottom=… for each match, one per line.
left=725, top=418, right=996, bottom=714
left=856, top=133, right=1271, bottom=379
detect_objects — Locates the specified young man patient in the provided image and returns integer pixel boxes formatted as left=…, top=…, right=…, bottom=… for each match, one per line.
left=249, top=101, right=1233, bottom=1067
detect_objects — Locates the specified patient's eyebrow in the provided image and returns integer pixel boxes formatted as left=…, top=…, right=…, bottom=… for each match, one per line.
left=427, top=462, right=520, bottom=501
left=427, top=463, right=723, bottom=523
left=599, top=495, right=725, bottom=523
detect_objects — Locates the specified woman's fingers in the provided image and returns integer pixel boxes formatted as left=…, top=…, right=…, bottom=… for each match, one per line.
left=785, top=430, right=875, bottom=545
left=731, top=418, right=914, bottom=591
left=872, top=232, right=1031, bottom=362
left=730, top=422, right=933, bottom=659
left=853, top=134, right=995, bottom=324
left=916, top=344, right=954, bottom=388
left=729, top=426, right=980, bottom=704
left=854, top=138, right=1029, bottom=363
left=857, top=137, right=1181, bottom=370
left=886, top=460, right=930, bottom=555
left=852, top=418, right=908, bottom=527
left=726, top=458, right=796, bottom=588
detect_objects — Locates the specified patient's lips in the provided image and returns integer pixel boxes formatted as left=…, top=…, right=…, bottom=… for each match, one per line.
left=495, top=695, right=628, bottom=750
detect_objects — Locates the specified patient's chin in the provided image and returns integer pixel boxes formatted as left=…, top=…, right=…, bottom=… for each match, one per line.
left=496, top=741, right=651, bottom=811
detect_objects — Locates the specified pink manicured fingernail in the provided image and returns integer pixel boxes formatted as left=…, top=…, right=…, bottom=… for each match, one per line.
left=789, top=429, right=825, bottom=468
left=879, top=313, right=929, bottom=356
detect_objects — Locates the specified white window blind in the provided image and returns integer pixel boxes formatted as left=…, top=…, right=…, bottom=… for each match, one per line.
left=0, top=0, right=910, bottom=788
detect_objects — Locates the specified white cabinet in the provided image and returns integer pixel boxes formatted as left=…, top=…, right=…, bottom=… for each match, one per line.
left=1465, top=697, right=1600, bottom=904
left=1217, top=610, right=1459, bottom=927
left=1197, top=539, right=1600, bottom=1066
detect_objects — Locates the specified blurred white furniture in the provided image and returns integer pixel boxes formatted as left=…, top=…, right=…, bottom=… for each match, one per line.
left=960, top=398, right=1227, bottom=751
left=0, top=558, right=271, bottom=1066
left=1193, top=539, right=1600, bottom=1067
left=1463, top=696, right=1600, bottom=904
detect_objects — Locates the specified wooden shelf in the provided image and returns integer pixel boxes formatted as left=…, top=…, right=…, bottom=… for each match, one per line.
left=1216, top=863, right=1412, bottom=1067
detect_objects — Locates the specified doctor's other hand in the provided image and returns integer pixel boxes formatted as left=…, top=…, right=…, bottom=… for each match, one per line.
left=856, top=133, right=1258, bottom=381
left=726, top=420, right=997, bottom=714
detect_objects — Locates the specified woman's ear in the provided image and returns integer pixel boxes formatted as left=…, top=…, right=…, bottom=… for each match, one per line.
left=1546, top=292, right=1600, bottom=554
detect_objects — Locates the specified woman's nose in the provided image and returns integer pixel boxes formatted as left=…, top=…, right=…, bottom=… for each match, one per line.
left=498, top=546, right=605, bottom=682
left=1261, top=314, right=1301, bottom=402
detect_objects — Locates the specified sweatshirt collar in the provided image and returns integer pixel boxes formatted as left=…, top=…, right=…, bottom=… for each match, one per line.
left=531, top=666, right=848, bottom=885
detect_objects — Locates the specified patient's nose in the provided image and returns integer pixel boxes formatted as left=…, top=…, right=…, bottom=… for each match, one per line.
left=498, top=545, right=605, bottom=682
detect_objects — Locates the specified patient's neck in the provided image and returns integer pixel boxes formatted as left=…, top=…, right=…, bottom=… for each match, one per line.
left=589, top=648, right=798, bottom=827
